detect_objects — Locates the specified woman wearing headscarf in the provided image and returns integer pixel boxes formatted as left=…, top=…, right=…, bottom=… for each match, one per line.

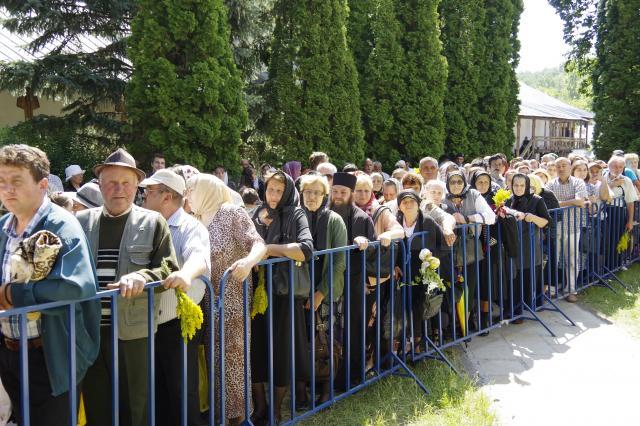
left=371, top=172, right=384, bottom=200
left=395, top=190, right=446, bottom=349
left=298, top=174, right=347, bottom=404
left=187, top=174, right=267, bottom=424
left=251, top=171, right=314, bottom=423
left=469, top=170, right=502, bottom=332
left=443, top=171, right=496, bottom=336
left=503, top=174, right=551, bottom=317
left=283, top=160, right=302, bottom=182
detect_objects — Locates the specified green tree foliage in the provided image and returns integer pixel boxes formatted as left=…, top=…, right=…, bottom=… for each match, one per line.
left=347, top=0, right=374, bottom=77
left=126, top=0, right=248, bottom=172
left=0, top=0, right=133, bottom=144
left=591, top=0, right=640, bottom=157
left=476, top=0, right=523, bottom=155
left=264, top=0, right=364, bottom=166
left=439, top=0, right=484, bottom=158
left=395, top=0, right=447, bottom=161
left=360, top=0, right=406, bottom=168
left=361, top=0, right=446, bottom=167
left=550, top=0, right=639, bottom=158
left=518, top=66, right=592, bottom=111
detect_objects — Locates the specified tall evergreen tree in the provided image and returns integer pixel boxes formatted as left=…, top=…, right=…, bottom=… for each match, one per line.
left=360, top=0, right=406, bottom=169
left=590, top=0, right=639, bottom=157
left=439, top=0, right=484, bottom=157
left=346, top=0, right=375, bottom=77
left=0, top=0, right=133, bottom=142
left=265, top=0, right=364, bottom=166
left=126, top=0, right=248, bottom=171
left=476, top=0, right=523, bottom=155
left=395, top=0, right=447, bottom=161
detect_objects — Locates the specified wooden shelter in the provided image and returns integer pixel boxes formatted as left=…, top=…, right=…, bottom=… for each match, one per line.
left=515, top=82, right=594, bottom=158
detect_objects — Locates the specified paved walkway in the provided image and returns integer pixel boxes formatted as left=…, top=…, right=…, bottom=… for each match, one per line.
left=463, top=300, right=640, bottom=426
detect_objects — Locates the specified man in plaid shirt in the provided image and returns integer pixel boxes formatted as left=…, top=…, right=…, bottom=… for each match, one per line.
left=545, top=157, right=587, bottom=302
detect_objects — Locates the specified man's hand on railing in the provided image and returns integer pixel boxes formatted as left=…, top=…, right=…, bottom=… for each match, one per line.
left=162, top=270, right=192, bottom=291
left=107, top=272, right=146, bottom=298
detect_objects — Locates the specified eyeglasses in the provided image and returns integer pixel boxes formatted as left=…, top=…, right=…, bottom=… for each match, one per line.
left=302, top=189, right=324, bottom=198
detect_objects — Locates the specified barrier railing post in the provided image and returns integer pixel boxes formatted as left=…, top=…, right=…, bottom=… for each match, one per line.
left=111, top=294, right=119, bottom=426
left=67, top=303, right=77, bottom=426
left=147, top=289, right=155, bottom=426
left=19, top=313, right=30, bottom=426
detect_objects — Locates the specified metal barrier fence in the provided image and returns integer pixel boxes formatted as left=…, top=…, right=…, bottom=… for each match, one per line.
left=2, top=198, right=638, bottom=425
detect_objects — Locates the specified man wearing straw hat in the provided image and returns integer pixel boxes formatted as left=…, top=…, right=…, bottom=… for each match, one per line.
left=78, top=148, right=179, bottom=426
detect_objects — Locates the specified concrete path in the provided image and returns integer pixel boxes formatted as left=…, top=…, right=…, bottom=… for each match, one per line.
left=463, top=300, right=640, bottom=426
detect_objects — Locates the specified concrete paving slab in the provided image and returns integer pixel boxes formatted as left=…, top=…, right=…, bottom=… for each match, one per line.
left=463, top=300, right=640, bottom=426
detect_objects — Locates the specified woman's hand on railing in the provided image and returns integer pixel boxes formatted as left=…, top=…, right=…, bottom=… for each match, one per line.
left=443, top=230, right=456, bottom=247
left=353, top=236, right=369, bottom=251
left=453, top=213, right=466, bottom=224
left=107, top=272, right=146, bottom=298
left=229, top=257, right=253, bottom=282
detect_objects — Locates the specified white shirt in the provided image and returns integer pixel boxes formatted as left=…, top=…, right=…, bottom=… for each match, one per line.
left=158, top=208, right=211, bottom=324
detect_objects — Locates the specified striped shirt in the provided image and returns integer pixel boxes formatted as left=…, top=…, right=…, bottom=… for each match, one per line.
left=96, top=212, right=129, bottom=326
left=157, top=208, right=210, bottom=324
left=0, top=197, right=50, bottom=339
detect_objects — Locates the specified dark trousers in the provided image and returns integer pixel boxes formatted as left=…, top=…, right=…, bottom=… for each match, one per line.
left=83, top=328, right=149, bottom=426
left=155, top=318, right=203, bottom=426
left=0, top=343, right=74, bottom=426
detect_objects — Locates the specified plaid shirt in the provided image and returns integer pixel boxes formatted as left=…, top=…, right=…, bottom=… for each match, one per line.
left=545, top=176, right=588, bottom=233
left=0, top=197, right=50, bottom=339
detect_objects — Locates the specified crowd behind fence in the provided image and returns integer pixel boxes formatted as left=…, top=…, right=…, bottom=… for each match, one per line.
left=2, top=198, right=638, bottom=426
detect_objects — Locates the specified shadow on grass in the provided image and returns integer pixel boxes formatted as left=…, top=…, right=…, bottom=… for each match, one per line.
left=300, top=351, right=494, bottom=426
left=582, top=265, right=640, bottom=315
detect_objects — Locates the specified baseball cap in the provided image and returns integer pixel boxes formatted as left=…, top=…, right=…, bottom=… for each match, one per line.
left=139, top=169, right=186, bottom=195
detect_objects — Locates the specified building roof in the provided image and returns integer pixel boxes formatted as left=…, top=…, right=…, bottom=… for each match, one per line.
left=518, top=81, right=594, bottom=122
left=0, top=9, right=112, bottom=62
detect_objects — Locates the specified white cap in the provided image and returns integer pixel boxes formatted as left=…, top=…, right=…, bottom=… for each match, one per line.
left=139, top=169, right=186, bottom=195
left=65, top=165, right=85, bottom=181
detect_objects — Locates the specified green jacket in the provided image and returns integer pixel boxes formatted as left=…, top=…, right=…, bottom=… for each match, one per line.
left=317, top=211, right=347, bottom=301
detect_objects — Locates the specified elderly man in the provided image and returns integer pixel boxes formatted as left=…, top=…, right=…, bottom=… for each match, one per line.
left=488, top=154, right=506, bottom=188
left=0, top=144, right=99, bottom=425
left=330, top=172, right=375, bottom=388
left=545, top=157, right=587, bottom=302
left=605, top=156, right=638, bottom=250
left=418, top=156, right=439, bottom=185
left=78, top=148, right=179, bottom=426
left=140, top=169, right=210, bottom=426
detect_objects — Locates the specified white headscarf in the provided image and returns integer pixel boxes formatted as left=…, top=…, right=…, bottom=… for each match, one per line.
left=187, top=174, right=232, bottom=227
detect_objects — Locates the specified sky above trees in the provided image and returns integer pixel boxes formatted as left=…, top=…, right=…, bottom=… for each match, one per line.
left=518, top=0, right=569, bottom=72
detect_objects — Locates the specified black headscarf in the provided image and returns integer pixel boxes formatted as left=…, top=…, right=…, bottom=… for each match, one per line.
left=508, top=173, right=533, bottom=212
left=445, top=170, right=470, bottom=201
left=254, top=171, right=302, bottom=245
left=303, top=193, right=331, bottom=251
left=470, top=170, right=496, bottom=205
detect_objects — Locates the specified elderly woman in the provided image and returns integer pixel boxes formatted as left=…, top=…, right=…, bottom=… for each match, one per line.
left=251, top=171, right=314, bottom=423
left=298, top=174, right=347, bottom=404
left=371, top=172, right=384, bottom=199
left=381, top=178, right=400, bottom=204
left=503, top=174, right=551, bottom=315
left=443, top=171, right=496, bottom=335
left=187, top=174, right=267, bottom=425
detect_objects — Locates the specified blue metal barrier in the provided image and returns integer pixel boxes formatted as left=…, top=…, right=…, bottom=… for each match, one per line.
left=2, top=197, right=639, bottom=426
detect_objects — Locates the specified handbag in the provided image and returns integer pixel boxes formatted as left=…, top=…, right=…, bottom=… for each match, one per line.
left=314, top=311, right=341, bottom=382
left=454, top=227, right=484, bottom=267
left=273, top=260, right=311, bottom=298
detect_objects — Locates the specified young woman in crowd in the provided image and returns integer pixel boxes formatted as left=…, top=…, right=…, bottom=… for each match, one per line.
left=251, top=171, right=314, bottom=423
left=188, top=174, right=267, bottom=425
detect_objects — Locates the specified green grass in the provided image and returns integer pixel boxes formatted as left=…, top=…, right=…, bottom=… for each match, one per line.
left=301, top=352, right=495, bottom=426
left=580, top=263, right=640, bottom=338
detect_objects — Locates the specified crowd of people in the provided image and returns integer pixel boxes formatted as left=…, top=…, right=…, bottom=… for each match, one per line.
left=0, top=143, right=637, bottom=425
